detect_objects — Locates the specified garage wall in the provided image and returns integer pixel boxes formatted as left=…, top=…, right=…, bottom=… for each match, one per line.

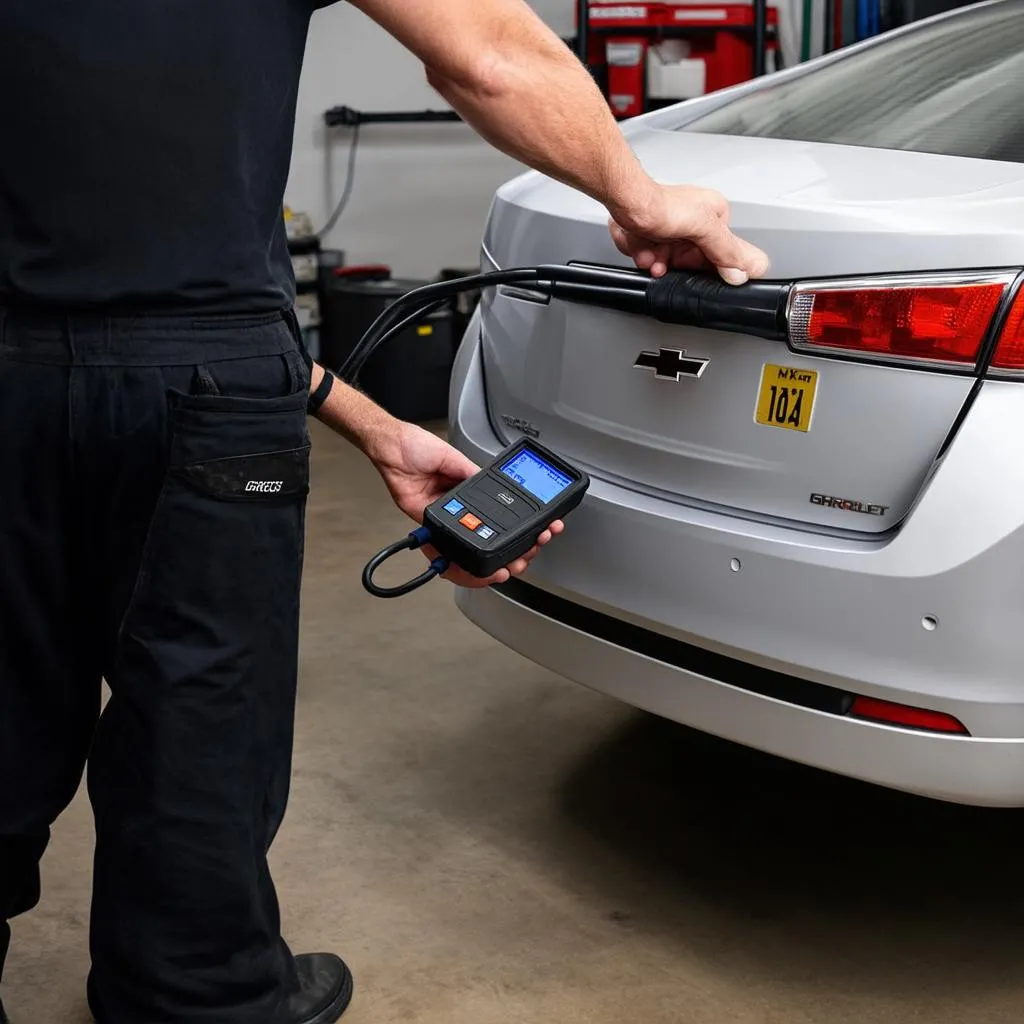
left=284, top=3, right=554, bottom=279
left=529, top=0, right=576, bottom=36
left=284, top=0, right=821, bottom=278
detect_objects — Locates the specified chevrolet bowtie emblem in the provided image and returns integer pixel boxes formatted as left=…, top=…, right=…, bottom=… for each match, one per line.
left=633, top=347, right=709, bottom=381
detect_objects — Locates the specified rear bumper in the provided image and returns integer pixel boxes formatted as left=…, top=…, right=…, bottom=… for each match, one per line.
left=447, top=317, right=1024, bottom=805
left=455, top=581, right=1024, bottom=807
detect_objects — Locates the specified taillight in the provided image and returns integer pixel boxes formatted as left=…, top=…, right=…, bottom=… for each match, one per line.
left=788, top=274, right=1013, bottom=367
left=991, top=285, right=1024, bottom=371
left=849, top=696, right=969, bottom=736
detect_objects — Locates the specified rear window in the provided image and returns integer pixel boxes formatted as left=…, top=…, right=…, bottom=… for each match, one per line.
left=678, top=0, right=1024, bottom=163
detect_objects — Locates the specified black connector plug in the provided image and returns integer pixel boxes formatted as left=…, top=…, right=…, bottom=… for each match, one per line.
left=646, top=273, right=790, bottom=341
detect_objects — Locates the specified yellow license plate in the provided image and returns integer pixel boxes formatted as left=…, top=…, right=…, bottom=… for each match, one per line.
left=755, top=364, right=818, bottom=433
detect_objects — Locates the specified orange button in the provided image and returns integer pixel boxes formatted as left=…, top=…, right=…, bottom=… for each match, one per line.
left=459, top=512, right=482, bottom=531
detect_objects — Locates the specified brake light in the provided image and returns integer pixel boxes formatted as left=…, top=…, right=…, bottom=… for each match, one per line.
left=991, top=286, right=1024, bottom=370
left=849, top=696, right=969, bottom=735
left=789, top=278, right=1009, bottom=366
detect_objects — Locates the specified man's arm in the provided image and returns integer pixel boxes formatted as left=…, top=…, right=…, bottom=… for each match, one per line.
left=307, top=363, right=397, bottom=466
left=346, top=0, right=769, bottom=283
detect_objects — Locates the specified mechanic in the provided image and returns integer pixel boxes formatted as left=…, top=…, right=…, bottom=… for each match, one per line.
left=0, top=1, right=769, bottom=1022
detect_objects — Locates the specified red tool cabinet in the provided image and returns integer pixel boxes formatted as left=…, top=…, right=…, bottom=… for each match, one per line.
left=581, top=2, right=780, bottom=118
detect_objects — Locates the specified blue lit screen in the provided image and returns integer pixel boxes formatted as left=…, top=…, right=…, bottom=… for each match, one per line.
left=499, top=450, right=573, bottom=504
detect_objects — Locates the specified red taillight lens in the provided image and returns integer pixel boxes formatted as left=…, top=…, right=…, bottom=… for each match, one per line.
left=849, top=696, right=969, bottom=735
left=991, top=287, right=1024, bottom=370
left=790, top=280, right=1007, bottom=365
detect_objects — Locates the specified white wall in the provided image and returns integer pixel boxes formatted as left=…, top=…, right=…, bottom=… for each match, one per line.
left=531, top=0, right=576, bottom=36
left=286, top=3, right=570, bottom=279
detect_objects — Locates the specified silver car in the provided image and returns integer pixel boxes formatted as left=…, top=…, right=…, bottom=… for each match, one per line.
left=447, top=0, right=1024, bottom=807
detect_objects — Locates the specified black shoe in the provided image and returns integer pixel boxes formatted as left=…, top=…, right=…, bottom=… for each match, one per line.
left=0, top=995, right=8, bottom=1023
left=279, top=953, right=353, bottom=1024
left=88, top=952, right=353, bottom=1024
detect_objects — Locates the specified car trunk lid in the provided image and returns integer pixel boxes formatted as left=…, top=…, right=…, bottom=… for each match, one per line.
left=479, top=134, right=1024, bottom=533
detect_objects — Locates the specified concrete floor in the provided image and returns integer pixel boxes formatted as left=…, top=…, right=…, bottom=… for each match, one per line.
left=6, top=419, right=1024, bottom=1022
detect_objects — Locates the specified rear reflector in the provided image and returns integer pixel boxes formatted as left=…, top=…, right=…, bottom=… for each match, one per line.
left=789, top=278, right=1008, bottom=366
left=991, top=286, right=1024, bottom=370
left=849, top=695, right=969, bottom=735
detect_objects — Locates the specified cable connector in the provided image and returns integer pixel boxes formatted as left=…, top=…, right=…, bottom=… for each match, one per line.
left=646, top=273, right=788, bottom=340
left=362, top=525, right=450, bottom=599
left=410, top=525, right=433, bottom=547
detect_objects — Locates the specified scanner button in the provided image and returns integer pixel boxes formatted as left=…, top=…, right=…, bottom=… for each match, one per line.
left=444, top=499, right=464, bottom=515
left=459, top=512, right=482, bottom=531
left=478, top=475, right=540, bottom=512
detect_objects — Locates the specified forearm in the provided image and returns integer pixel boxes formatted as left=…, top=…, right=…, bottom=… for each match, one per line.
left=348, top=0, right=663, bottom=235
left=428, top=37, right=660, bottom=232
left=308, top=362, right=400, bottom=464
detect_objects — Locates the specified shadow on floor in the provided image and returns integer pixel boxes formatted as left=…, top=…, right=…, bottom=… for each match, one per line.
left=415, top=693, right=1024, bottom=1002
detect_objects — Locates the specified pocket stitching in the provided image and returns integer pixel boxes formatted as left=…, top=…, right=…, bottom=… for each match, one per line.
left=170, top=388, right=309, bottom=415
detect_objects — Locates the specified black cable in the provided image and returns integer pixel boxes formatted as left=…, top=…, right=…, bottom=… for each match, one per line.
left=371, top=297, right=451, bottom=355
left=317, top=123, right=360, bottom=240
left=362, top=528, right=449, bottom=598
left=336, top=265, right=651, bottom=382
left=335, top=263, right=789, bottom=385
left=338, top=269, right=545, bottom=380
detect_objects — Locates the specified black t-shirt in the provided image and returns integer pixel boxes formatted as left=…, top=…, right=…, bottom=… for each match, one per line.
left=0, top=1, right=333, bottom=314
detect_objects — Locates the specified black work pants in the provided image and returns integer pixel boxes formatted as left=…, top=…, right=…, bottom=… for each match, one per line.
left=0, top=307, right=313, bottom=1022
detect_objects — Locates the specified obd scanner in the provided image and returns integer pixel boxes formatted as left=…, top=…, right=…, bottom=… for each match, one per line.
left=362, top=439, right=590, bottom=598
left=426, top=439, right=589, bottom=578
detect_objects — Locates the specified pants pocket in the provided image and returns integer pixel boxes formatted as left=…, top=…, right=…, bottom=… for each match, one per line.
left=200, top=345, right=309, bottom=403
left=112, top=375, right=311, bottom=690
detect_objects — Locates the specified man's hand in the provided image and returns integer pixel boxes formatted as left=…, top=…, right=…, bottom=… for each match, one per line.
left=609, top=184, right=771, bottom=284
left=309, top=365, right=563, bottom=589
left=371, top=420, right=564, bottom=589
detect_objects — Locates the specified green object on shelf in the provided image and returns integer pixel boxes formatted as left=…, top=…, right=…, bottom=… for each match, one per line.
left=801, top=0, right=814, bottom=60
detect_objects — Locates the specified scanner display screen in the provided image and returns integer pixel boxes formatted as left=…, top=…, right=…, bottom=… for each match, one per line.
left=499, top=449, right=573, bottom=504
